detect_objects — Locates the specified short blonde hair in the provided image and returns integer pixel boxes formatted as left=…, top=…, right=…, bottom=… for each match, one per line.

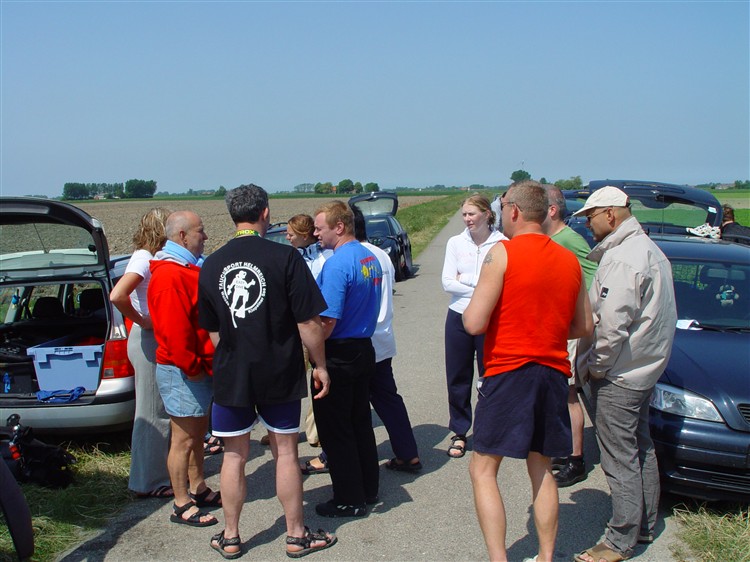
left=133, top=207, right=171, bottom=254
left=315, top=201, right=354, bottom=235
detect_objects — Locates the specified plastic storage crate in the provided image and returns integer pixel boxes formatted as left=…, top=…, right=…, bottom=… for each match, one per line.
left=26, top=337, right=102, bottom=392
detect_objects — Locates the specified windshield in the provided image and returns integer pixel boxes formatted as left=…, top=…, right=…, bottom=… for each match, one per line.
left=672, top=259, right=750, bottom=329
left=0, top=223, right=100, bottom=271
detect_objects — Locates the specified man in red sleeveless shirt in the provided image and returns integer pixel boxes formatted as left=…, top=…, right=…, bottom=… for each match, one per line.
left=463, top=181, right=593, bottom=562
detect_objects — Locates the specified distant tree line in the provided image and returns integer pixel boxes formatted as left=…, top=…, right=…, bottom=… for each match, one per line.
left=62, top=179, right=157, bottom=200
left=696, top=180, right=750, bottom=190
left=60, top=175, right=748, bottom=201
left=308, top=179, right=380, bottom=195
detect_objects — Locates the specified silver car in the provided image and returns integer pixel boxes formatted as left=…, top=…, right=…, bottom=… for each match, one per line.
left=0, top=198, right=135, bottom=433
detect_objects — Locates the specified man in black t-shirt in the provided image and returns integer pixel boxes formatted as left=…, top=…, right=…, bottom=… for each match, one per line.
left=198, top=184, right=337, bottom=559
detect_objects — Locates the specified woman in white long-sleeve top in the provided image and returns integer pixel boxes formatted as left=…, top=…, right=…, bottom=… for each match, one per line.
left=441, top=194, right=506, bottom=458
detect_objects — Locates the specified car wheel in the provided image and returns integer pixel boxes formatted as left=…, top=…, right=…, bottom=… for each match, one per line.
left=402, top=243, right=413, bottom=279
left=395, top=251, right=405, bottom=282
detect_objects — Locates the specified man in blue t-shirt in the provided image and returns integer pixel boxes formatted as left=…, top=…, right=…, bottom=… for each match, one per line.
left=312, top=200, right=382, bottom=518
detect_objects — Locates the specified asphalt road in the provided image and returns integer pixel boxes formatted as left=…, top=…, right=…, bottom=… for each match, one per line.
left=60, top=211, right=685, bottom=562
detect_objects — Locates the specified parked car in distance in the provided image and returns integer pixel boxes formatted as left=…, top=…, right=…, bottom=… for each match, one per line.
left=564, top=179, right=724, bottom=248
left=0, top=198, right=135, bottom=433
left=572, top=182, right=750, bottom=502
left=349, top=191, right=413, bottom=281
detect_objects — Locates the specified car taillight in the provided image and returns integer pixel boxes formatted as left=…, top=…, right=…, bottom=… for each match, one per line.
left=102, top=338, right=134, bottom=379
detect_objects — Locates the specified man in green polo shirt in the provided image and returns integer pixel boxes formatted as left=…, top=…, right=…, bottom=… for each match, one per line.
left=542, top=184, right=598, bottom=487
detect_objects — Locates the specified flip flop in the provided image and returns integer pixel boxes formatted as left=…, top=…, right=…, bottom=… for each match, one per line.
left=574, top=542, right=629, bottom=562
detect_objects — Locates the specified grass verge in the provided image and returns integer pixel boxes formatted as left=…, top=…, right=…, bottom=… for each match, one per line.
left=0, top=434, right=132, bottom=562
left=671, top=503, right=750, bottom=562
left=397, top=193, right=467, bottom=257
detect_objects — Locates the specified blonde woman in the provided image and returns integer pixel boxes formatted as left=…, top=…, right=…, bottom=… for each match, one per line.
left=111, top=207, right=174, bottom=497
left=441, top=194, right=506, bottom=458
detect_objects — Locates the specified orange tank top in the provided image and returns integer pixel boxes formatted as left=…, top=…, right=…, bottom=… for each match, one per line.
left=483, top=234, right=582, bottom=378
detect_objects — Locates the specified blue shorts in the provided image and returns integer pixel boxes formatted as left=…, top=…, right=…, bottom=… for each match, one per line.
left=155, top=364, right=213, bottom=418
left=473, top=362, right=571, bottom=459
left=211, top=400, right=301, bottom=438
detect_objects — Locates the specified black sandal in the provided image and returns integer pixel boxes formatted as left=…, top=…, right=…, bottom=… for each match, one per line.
left=286, top=527, right=337, bottom=558
left=300, top=457, right=329, bottom=475
left=190, top=486, right=222, bottom=508
left=447, top=435, right=467, bottom=458
left=204, top=433, right=224, bottom=456
left=135, top=485, right=174, bottom=499
left=170, top=501, right=218, bottom=527
left=384, top=458, right=423, bottom=473
left=210, top=530, right=242, bottom=559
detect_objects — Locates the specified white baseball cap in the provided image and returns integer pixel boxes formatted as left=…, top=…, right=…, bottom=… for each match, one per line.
left=572, top=186, right=630, bottom=217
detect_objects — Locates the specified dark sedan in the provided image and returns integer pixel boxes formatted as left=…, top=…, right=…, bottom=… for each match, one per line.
left=349, top=191, right=413, bottom=281
left=265, top=222, right=291, bottom=246
left=646, top=235, right=750, bottom=502
left=564, top=180, right=724, bottom=248
left=573, top=181, right=750, bottom=502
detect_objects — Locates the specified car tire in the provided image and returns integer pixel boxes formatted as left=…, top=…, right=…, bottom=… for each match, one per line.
left=395, top=252, right=405, bottom=282
left=402, top=244, right=413, bottom=279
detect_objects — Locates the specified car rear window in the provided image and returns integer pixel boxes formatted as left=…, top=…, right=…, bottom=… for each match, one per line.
left=630, top=199, right=711, bottom=231
left=0, top=223, right=100, bottom=271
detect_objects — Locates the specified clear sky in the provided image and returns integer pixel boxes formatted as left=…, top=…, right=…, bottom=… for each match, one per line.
left=1, top=1, right=748, bottom=197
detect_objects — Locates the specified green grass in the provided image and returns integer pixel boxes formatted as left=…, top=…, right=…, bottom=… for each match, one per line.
left=0, top=434, right=132, bottom=562
left=397, top=193, right=468, bottom=257
left=671, top=503, right=750, bottom=562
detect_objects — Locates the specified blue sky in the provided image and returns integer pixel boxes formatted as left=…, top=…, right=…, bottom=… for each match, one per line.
left=2, top=1, right=748, bottom=197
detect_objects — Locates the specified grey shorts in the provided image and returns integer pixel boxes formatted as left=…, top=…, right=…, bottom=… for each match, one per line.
left=155, top=364, right=213, bottom=417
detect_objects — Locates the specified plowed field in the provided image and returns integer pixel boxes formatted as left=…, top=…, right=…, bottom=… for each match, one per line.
left=74, top=196, right=442, bottom=256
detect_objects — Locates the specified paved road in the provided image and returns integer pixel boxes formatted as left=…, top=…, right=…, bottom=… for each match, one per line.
left=60, top=211, right=684, bottom=562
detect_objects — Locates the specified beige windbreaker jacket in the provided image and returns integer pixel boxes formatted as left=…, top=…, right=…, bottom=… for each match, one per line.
left=578, top=216, right=678, bottom=390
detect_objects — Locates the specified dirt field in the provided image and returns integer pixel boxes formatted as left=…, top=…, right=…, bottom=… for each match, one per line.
left=74, top=196, right=443, bottom=256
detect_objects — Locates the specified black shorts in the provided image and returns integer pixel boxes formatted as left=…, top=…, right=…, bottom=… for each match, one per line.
left=473, top=362, right=571, bottom=459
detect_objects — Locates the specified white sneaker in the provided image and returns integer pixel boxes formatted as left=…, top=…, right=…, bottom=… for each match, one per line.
left=687, top=223, right=712, bottom=237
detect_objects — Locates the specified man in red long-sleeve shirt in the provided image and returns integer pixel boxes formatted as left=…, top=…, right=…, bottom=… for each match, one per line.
left=149, top=210, right=220, bottom=528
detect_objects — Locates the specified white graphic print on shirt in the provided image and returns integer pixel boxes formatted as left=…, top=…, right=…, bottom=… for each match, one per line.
left=219, top=262, right=266, bottom=328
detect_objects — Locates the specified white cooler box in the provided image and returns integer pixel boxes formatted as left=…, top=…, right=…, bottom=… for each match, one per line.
left=26, top=336, right=103, bottom=392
